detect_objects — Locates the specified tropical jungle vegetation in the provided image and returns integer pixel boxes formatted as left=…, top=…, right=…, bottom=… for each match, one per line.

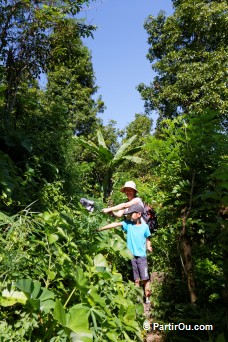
left=0, top=0, right=227, bottom=341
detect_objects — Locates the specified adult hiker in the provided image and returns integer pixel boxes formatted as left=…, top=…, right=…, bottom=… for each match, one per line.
left=102, top=180, right=144, bottom=218
left=98, top=203, right=152, bottom=303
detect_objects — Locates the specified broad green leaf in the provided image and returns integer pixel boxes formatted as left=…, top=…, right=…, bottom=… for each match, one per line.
left=122, top=318, right=139, bottom=332
left=66, top=305, right=90, bottom=334
left=96, top=269, right=112, bottom=279
left=119, top=248, right=133, bottom=260
left=123, top=146, right=142, bottom=155
left=135, top=303, right=144, bottom=316
left=54, top=299, right=66, bottom=326
left=47, top=270, right=56, bottom=280
left=15, top=279, right=33, bottom=294
left=87, top=287, right=106, bottom=308
left=112, top=273, right=123, bottom=282
left=47, top=233, right=59, bottom=244
left=39, top=288, right=55, bottom=301
left=107, top=316, right=121, bottom=328
left=28, top=298, right=40, bottom=310
left=1, top=289, right=27, bottom=306
left=111, top=235, right=127, bottom=252
left=124, top=304, right=136, bottom=320
left=113, top=295, right=129, bottom=308
left=0, top=85, right=7, bottom=93
left=75, top=266, right=88, bottom=287
left=40, top=299, right=55, bottom=313
left=93, top=254, right=108, bottom=268
left=94, top=266, right=106, bottom=273
left=31, top=280, right=42, bottom=299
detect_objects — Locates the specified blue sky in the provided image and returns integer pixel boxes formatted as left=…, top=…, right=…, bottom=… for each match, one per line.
left=81, top=0, right=174, bottom=130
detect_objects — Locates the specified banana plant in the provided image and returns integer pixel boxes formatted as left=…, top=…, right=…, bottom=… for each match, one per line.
left=75, top=130, right=143, bottom=200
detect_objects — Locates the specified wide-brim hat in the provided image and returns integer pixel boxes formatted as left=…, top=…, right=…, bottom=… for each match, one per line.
left=120, top=181, right=138, bottom=193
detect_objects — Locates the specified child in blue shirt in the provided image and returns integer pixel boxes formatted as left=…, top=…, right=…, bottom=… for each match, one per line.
left=98, top=203, right=152, bottom=303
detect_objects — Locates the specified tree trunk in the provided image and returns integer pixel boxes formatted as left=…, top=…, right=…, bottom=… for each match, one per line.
left=179, top=207, right=197, bottom=304
left=102, top=169, right=113, bottom=202
left=220, top=206, right=228, bottom=328
left=179, top=172, right=197, bottom=304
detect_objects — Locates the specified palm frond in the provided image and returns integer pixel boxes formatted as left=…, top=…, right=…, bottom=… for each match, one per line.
left=121, top=155, right=143, bottom=164
left=113, top=135, right=137, bottom=161
left=97, top=129, right=107, bottom=149
left=98, top=146, right=113, bottom=163
left=74, top=136, right=99, bottom=156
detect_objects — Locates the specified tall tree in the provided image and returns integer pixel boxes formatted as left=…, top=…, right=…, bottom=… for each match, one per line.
left=143, top=110, right=227, bottom=306
left=124, top=113, right=153, bottom=144
left=45, top=19, right=103, bottom=137
left=138, top=0, right=228, bottom=303
left=138, top=0, right=228, bottom=125
left=0, top=1, right=98, bottom=211
left=0, top=0, right=95, bottom=131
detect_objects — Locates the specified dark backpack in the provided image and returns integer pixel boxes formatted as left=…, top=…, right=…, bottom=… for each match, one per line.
left=142, top=204, right=158, bottom=234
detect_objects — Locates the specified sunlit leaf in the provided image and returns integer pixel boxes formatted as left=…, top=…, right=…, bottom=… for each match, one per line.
left=93, top=254, right=108, bottom=268
left=1, top=289, right=27, bottom=306
left=54, top=299, right=66, bottom=326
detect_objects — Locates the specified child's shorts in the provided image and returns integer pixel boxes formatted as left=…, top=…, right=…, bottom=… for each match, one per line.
left=131, top=256, right=149, bottom=281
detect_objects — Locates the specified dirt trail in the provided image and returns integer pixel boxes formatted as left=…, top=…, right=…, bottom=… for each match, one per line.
left=143, top=303, right=164, bottom=342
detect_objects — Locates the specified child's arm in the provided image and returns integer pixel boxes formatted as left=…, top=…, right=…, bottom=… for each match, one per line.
left=146, top=238, right=153, bottom=252
left=97, top=221, right=123, bottom=231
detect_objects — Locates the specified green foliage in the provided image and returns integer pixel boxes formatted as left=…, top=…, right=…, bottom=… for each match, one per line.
left=138, top=0, right=228, bottom=123
left=0, top=207, right=144, bottom=341
left=0, top=1, right=102, bottom=213
left=45, top=18, right=101, bottom=137
left=0, top=0, right=96, bottom=131
left=75, top=129, right=143, bottom=199
left=136, top=110, right=227, bottom=339
left=0, top=1, right=227, bottom=341
left=123, top=113, right=153, bottom=145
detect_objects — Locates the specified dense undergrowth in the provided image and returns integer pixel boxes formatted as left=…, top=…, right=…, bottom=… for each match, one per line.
left=0, top=204, right=227, bottom=341
left=0, top=206, right=146, bottom=341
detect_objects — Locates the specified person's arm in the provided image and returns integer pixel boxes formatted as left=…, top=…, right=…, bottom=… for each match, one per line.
left=112, top=209, right=125, bottom=217
left=102, top=197, right=140, bottom=214
left=97, top=221, right=123, bottom=231
left=146, top=238, right=153, bottom=252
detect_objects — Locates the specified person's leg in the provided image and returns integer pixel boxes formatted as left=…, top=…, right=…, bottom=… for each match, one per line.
left=143, top=279, right=151, bottom=297
left=131, top=258, right=140, bottom=286
left=137, top=257, right=151, bottom=302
